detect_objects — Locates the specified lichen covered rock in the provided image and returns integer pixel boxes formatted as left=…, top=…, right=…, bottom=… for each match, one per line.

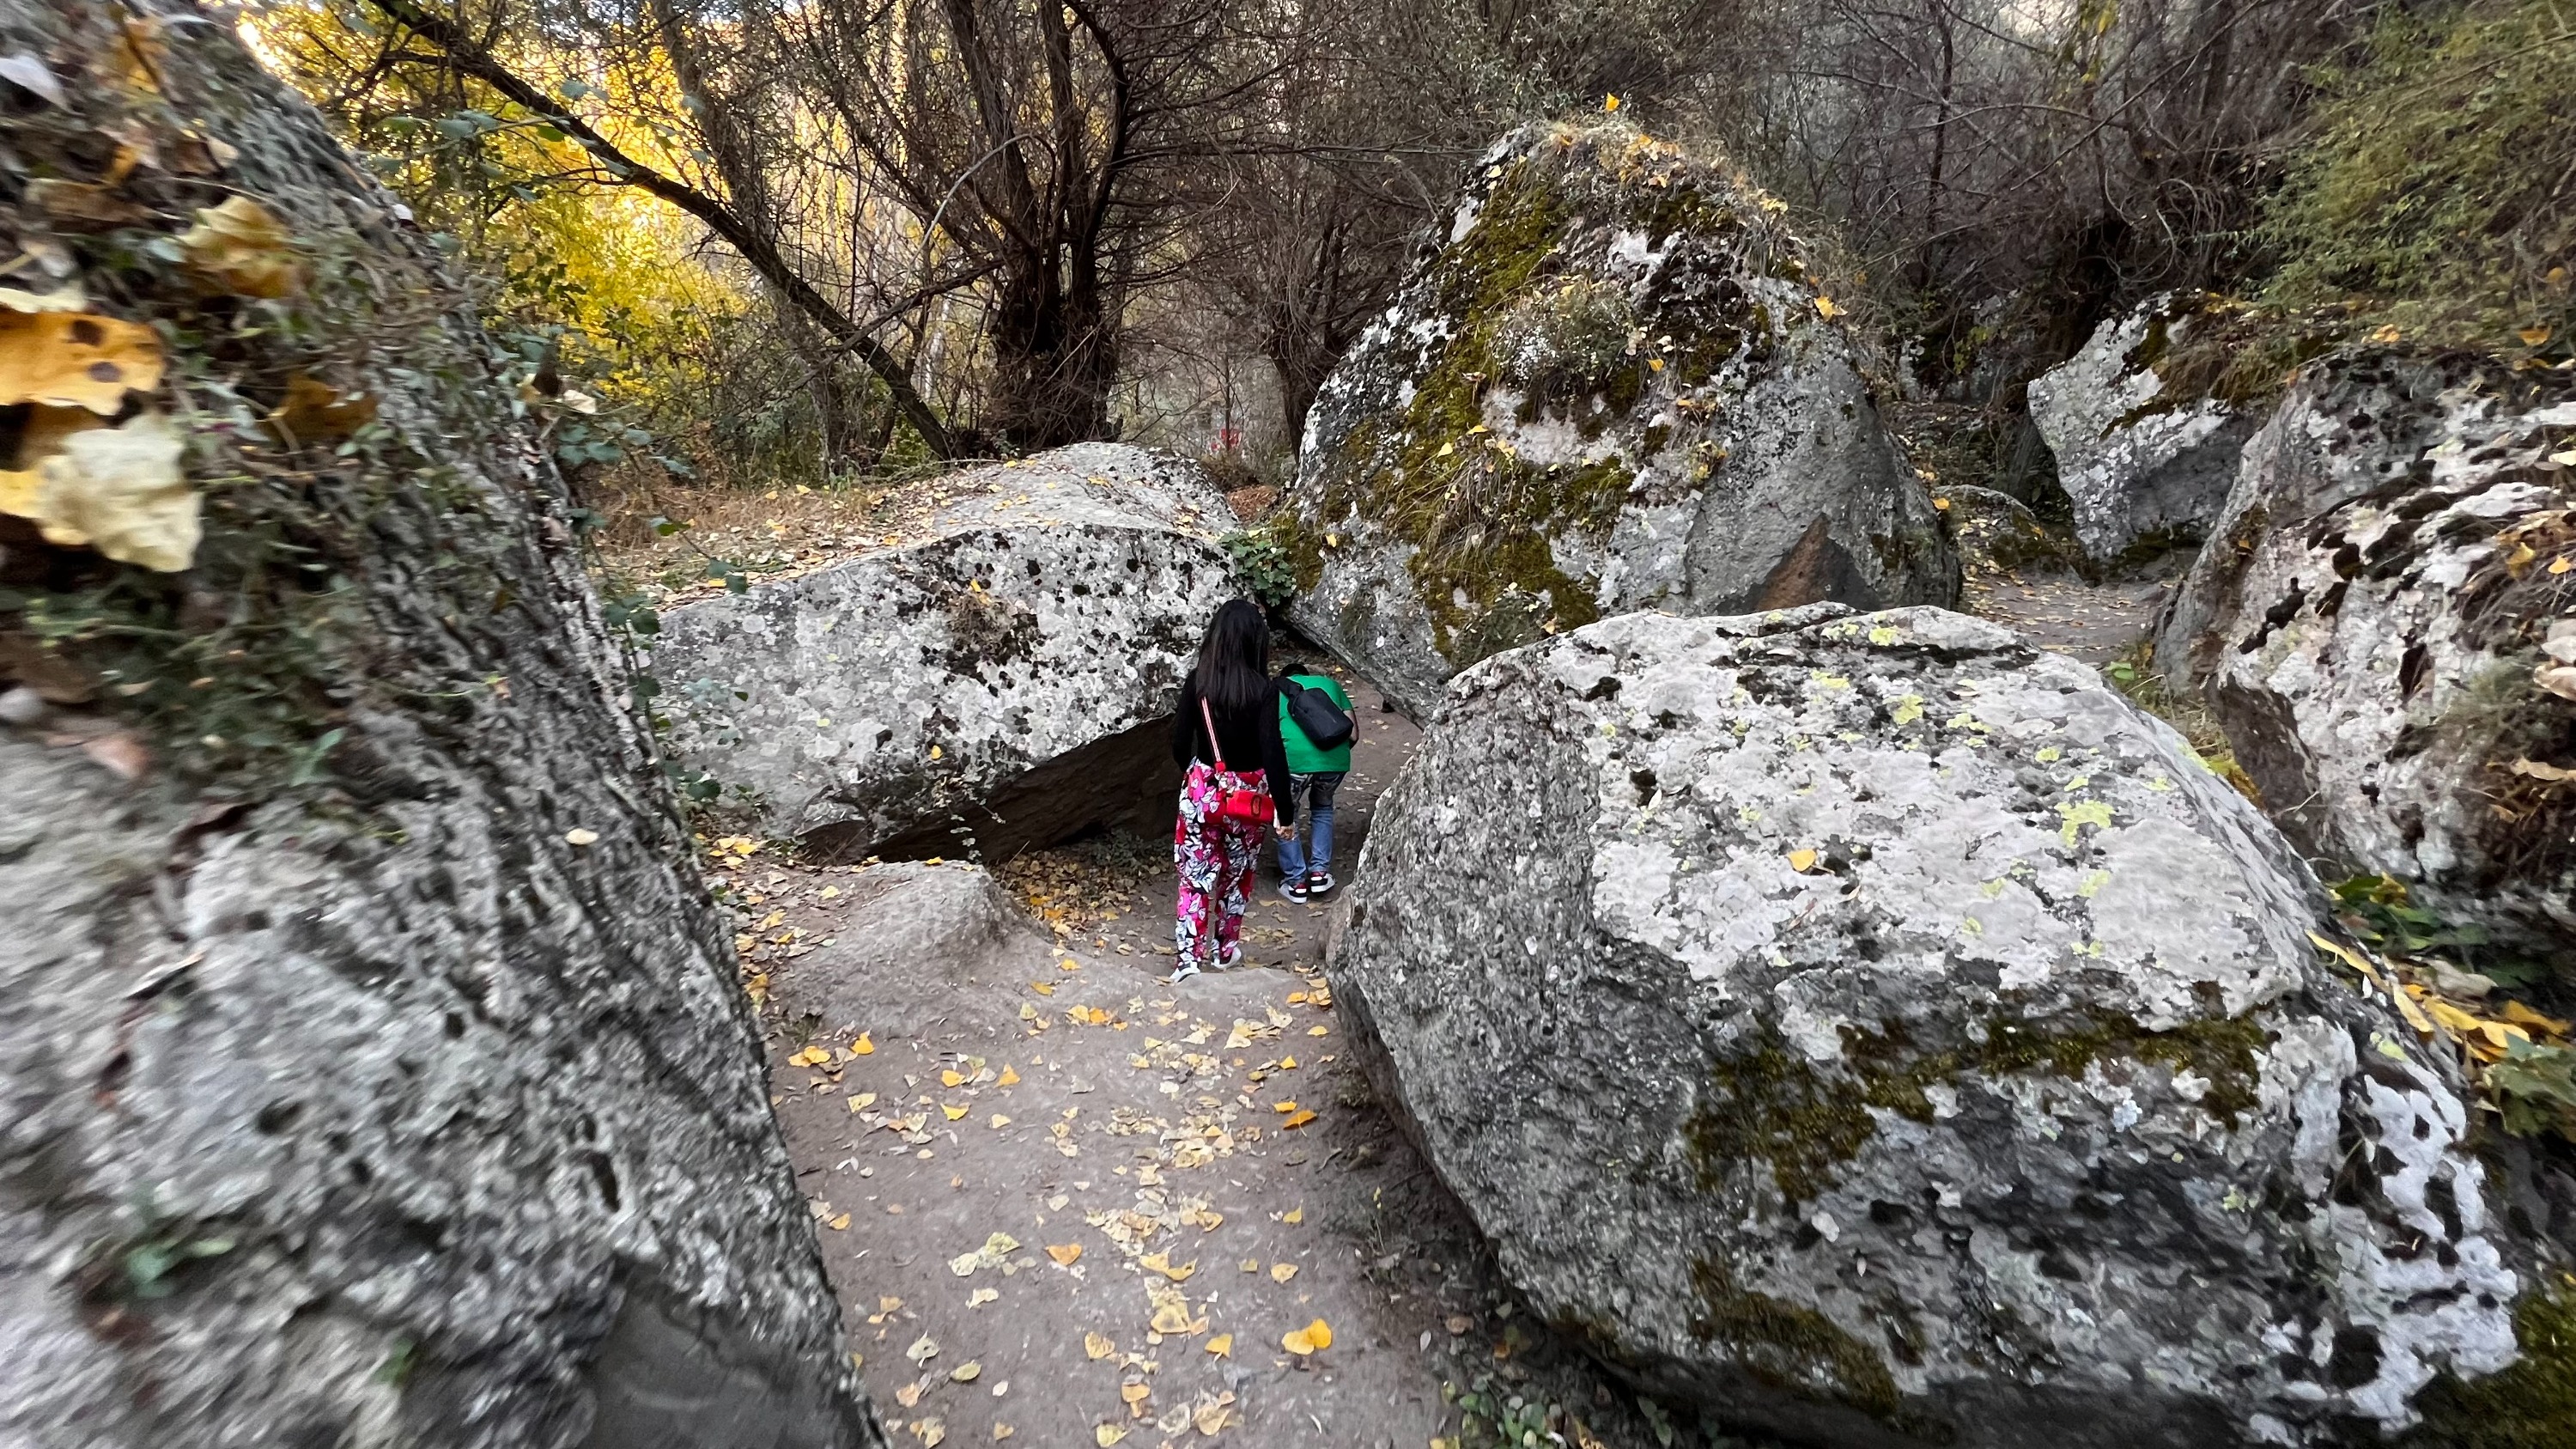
left=1331, top=605, right=2568, bottom=1447
left=649, top=444, right=1233, bottom=859
left=1281, top=125, right=1956, bottom=715
left=2028, top=295, right=2256, bottom=563
left=2156, top=352, right=2576, bottom=964
left=0, top=6, right=877, bottom=1444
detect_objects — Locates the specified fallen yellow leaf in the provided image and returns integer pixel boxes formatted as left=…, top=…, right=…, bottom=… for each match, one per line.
left=998, top=1065, right=1020, bottom=1085
left=1273, top=1100, right=1299, bottom=1114
left=1270, top=1263, right=1297, bottom=1283
left=1084, top=1331, right=1115, bottom=1360
left=1150, top=1302, right=1194, bottom=1335
left=989, top=1113, right=1011, bottom=1129
left=1046, top=1243, right=1082, bottom=1266
left=941, top=1069, right=964, bottom=1087
left=1281, top=1318, right=1333, bottom=1355
left=178, top=196, right=301, bottom=298
left=1281, top=1110, right=1317, bottom=1129
left=1307, top=1026, right=1328, bottom=1038
left=1205, top=1334, right=1232, bottom=1358
left=1030, top=982, right=1055, bottom=996
left=1282, top=1207, right=1303, bottom=1225
left=951, top=1361, right=981, bottom=1382
left=2521, top=324, right=2555, bottom=347
left=1814, top=296, right=1843, bottom=320
left=852, top=1032, right=875, bottom=1055
left=829, top=1213, right=851, bottom=1230
left=1141, top=1251, right=1195, bottom=1282
left=0, top=311, right=165, bottom=415
left=1120, top=1384, right=1151, bottom=1405
left=1095, top=1428, right=1127, bottom=1446
left=1787, top=848, right=1818, bottom=873
left=270, top=373, right=377, bottom=443
left=944, top=1104, right=969, bottom=1120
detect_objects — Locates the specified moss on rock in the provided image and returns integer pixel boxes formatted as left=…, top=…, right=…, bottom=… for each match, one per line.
left=2403, top=1282, right=2576, bottom=1449
left=1687, top=1009, right=2271, bottom=1206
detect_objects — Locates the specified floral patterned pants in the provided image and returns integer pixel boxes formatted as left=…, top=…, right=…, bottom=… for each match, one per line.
left=1173, top=761, right=1267, bottom=969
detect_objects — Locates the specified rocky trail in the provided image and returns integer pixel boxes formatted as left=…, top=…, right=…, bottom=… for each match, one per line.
left=1959, top=561, right=2182, bottom=668
left=720, top=661, right=1713, bottom=1448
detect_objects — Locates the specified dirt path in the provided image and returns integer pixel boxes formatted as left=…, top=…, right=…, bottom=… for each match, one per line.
left=721, top=660, right=1706, bottom=1449
left=1960, top=560, right=2184, bottom=667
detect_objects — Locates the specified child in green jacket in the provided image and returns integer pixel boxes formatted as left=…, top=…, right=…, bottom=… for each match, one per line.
left=1273, top=669, right=1352, bottom=903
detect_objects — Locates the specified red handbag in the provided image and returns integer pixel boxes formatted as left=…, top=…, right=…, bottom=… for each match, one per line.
left=1200, top=697, right=1277, bottom=828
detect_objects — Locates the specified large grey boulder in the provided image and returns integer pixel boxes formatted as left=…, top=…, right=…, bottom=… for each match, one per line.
left=1281, top=124, right=1957, bottom=715
left=2029, top=295, right=2255, bottom=563
left=649, top=444, right=1233, bottom=860
left=1330, top=605, right=2570, bottom=1448
left=0, top=6, right=875, bottom=1444
left=2157, top=351, right=2576, bottom=965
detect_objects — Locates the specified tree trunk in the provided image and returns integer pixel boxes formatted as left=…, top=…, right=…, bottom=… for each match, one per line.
left=0, top=6, right=879, bottom=1446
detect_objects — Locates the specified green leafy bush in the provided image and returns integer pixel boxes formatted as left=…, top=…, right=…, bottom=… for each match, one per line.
left=2258, top=0, right=2576, bottom=358
left=1222, top=527, right=1299, bottom=608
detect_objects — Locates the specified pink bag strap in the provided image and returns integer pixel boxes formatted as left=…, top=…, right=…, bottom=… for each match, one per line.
left=1199, top=696, right=1229, bottom=772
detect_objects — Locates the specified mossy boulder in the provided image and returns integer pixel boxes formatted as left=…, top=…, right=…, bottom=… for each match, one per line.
left=1283, top=124, right=1957, bottom=715
left=1330, top=605, right=2572, bottom=1447
left=2027, top=294, right=2257, bottom=565
left=2156, top=351, right=2576, bottom=967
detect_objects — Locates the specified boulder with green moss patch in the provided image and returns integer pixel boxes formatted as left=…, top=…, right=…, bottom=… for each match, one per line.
left=2028, top=295, right=2256, bottom=564
left=1282, top=125, right=1956, bottom=715
left=2156, top=351, right=2576, bottom=968
left=1331, top=605, right=2571, bottom=1447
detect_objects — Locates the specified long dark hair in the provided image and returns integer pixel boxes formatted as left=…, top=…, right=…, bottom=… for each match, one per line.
left=1195, top=599, right=1272, bottom=715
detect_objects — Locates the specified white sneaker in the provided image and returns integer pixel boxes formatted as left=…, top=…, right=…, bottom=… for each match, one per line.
left=1169, top=959, right=1202, bottom=984
left=1216, top=944, right=1242, bottom=971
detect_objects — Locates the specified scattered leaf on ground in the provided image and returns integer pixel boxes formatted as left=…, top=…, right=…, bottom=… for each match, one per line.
left=1281, top=1318, right=1332, bottom=1355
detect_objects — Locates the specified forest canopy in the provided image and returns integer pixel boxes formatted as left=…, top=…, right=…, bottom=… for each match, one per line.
left=240, top=0, right=2576, bottom=514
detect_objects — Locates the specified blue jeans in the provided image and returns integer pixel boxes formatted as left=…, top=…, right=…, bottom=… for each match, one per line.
left=1275, top=771, right=1342, bottom=880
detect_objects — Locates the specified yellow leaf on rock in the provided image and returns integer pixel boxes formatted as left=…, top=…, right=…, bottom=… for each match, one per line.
left=1193, top=1402, right=1230, bottom=1436
left=270, top=373, right=377, bottom=443
left=35, top=411, right=196, bottom=570
left=853, top=1032, right=876, bottom=1055
left=1281, top=1318, right=1332, bottom=1355
left=179, top=196, right=300, bottom=298
left=1150, top=1301, right=1194, bottom=1335
left=1270, top=1263, right=1297, bottom=1283
left=1120, top=1384, right=1151, bottom=1405
left=951, top=1361, right=981, bottom=1383
left=1095, top=1428, right=1127, bottom=1446
left=1141, top=1251, right=1195, bottom=1282
left=1307, top=1026, right=1328, bottom=1038
left=0, top=311, right=165, bottom=417
left=1205, top=1334, right=1232, bottom=1358
left=1273, top=1100, right=1298, bottom=1114
left=1282, top=1206, right=1303, bottom=1225
left=829, top=1213, right=851, bottom=1230
left=1084, top=1331, right=1115, bottom=1360
left=2521, top=324, right=2555, bottom=347
left=944, top=1105, right=969, bottom=1120
left=1814, top=296, right=1843, bottom=320
left=941, top=1069, right=964, bottom=1087
left=998, top=1065, right=1020, bottom=1085
left=1281, top=1110, right=1316, bottom=1129
left=1787, top=849, right=1818, bottom=873
left=1047, top=1243, right=1083, bottom=1265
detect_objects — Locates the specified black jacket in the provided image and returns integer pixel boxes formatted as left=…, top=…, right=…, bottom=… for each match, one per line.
left=1170, top=668, right=1294, bottom=825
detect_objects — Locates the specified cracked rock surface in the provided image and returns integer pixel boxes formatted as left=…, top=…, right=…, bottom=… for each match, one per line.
left=1328, top=604, right=2566, bottom=1447
left=649, top=444, right=1236, bottom=860
left=2027, top=295, right=2254, bottom=565
left=2158, top=352, right=2576, bottom=966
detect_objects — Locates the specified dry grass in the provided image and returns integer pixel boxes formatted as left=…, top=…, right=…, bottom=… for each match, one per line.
left=592, top=460, right=1013, bottom=603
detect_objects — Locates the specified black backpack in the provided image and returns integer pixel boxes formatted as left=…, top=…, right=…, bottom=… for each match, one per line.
left=1279, top=677, right=1354, bottom=751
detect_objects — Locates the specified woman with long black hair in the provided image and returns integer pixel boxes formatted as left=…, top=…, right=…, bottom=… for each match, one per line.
left=1168, top=599, right=1294, bottom=982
